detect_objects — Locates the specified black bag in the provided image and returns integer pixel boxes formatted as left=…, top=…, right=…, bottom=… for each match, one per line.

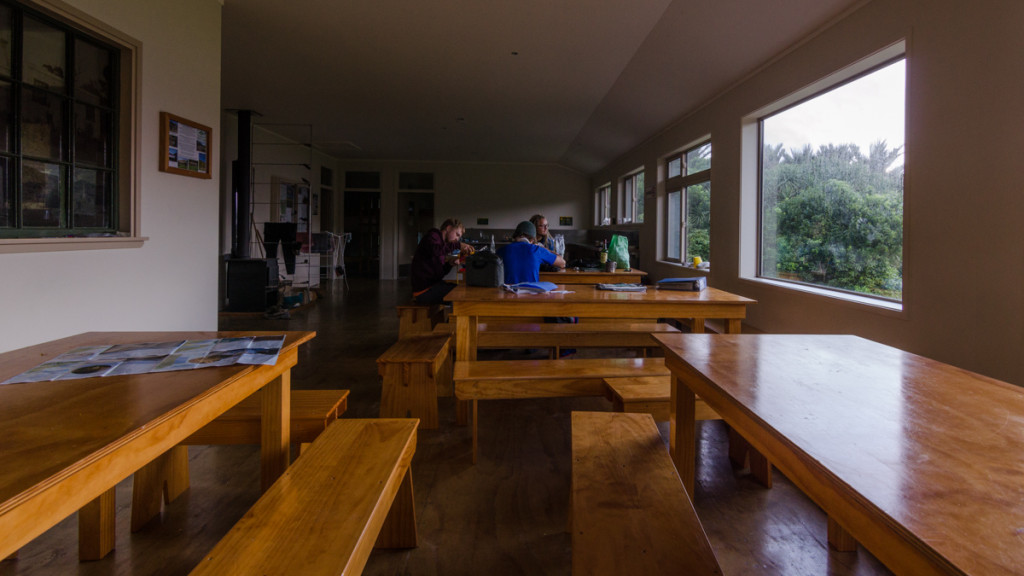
left=465, top=251, right=504, bottom=287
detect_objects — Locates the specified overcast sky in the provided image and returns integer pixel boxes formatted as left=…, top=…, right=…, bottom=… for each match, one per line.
left=763, top=59, right=905, bottom=166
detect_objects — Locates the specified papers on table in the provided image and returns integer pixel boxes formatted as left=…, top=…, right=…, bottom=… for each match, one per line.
left=503, top=281, right=560, bottom=294
left=1, top=335, right=286, bottom=385
left=596, top=283, right=647, bottom=293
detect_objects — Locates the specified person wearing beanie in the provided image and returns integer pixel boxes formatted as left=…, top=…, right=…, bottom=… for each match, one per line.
left=498, top=220, right=566, bottom=284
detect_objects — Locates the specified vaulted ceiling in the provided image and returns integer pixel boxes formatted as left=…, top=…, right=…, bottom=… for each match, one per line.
left=221, top=0, right=861, bottom=175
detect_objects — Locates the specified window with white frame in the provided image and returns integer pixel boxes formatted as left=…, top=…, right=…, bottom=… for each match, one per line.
left=595, top=182, right=610, bottom=226
left=758, top=56, right=905, bottom=301
left=0, top=0, right=137, bottom=240
left=664, top=142, right=710, bottom=264
left=621, top=169, right=644, bottom=224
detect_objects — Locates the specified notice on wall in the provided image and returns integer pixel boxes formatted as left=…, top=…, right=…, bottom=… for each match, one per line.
left=160, top=112, right=212, bottom=179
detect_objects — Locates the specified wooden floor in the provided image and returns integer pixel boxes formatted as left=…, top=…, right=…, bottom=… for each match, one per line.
left=2, top=278, right=892, bottom=575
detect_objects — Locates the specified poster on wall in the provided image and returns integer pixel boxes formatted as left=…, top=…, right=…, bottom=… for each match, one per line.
left=159, top=111, right=212, bottom=179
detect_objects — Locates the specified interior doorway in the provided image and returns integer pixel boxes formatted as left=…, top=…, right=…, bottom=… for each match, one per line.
left=343, top=191, right=381, bottom=278
left=397, top=192, right=434, bottom=278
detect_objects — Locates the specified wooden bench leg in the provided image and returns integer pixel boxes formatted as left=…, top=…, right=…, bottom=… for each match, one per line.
left=436, top=352, right=454, bottom=398
left=131, top=446, right=190, bottom=532
left=726, top=426, right=772, bottom=488
left=456, top=398, right=469, bottom=426
left=472, top=400, right=479, bottom=464
left=79, top=488, right=116, bottom=561
left=727, top=425, right=749, bottom=468
left=748, top=445, right=773, bottom=488
left=380, top=363, right=439, bottom=430
left=828, top=516, right=858, bottom=552
left=374, top=468, right=418, bottom=549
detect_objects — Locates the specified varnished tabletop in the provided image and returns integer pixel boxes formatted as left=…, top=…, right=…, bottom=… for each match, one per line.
left=445, top=285, right=754, bottom=360
left=656, top=333, right=1024, bottom=576
left=538, top=268, right=647, bottom=284
left=0, top=330, right=315, bottom=558
left=446, top=284, right=752, bottom=309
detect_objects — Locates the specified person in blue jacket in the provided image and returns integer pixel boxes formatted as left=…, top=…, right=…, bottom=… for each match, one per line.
left=499, top=220, right=566, bottom=284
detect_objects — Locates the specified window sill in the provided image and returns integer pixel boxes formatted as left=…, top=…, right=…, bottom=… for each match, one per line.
left=0, top=236, right=149, bottom=254
left=658, top=260, right=710, bottom=275
left=742, top=276, right=904, bottom=315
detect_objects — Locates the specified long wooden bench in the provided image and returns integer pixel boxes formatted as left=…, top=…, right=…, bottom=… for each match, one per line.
left=396, top=304, right=443, bottom=338
left=130, top=389, right=350, bottom=533
left=189, top=418, right=419, bottom=576
left=377, top=335, right=452, bottom=429
left=571, top=411, right=722, bottom=576
left=454, top=357, right=669, bottom=462
left=604, top=375, right=771, bottom=488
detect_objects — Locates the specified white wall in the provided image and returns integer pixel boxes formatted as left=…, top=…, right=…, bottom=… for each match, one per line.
left=591, top=0, right=1024, bottom=385
left=337, top=161, right=589, bottom=279
left=0, top=0, right=222, bottom=353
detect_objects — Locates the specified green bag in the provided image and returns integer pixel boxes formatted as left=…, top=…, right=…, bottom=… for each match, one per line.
left=609, top=234, right=630, bottom=270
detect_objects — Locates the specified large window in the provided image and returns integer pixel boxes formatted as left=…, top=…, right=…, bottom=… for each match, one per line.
left=621, top=170, right=644, bottom=224
left=664, top=142, right=710, bottom=264
left=0, top=0, right=128, bottom=239
left=759, top=57, right=905, bottom=301
left=595, top=182, right=610, bottom=226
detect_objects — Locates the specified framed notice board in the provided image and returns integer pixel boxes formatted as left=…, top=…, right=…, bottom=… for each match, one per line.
left=159, top=112, right=212, bottom=179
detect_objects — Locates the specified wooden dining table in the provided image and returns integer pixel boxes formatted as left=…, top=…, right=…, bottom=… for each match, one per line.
left=446, top=284, right=754, bottom=363
left=538, top=268, right=647, bottom=285
left=656, top=333, right=1024, bottom=576
left=0, top=330, right=315, bottom=560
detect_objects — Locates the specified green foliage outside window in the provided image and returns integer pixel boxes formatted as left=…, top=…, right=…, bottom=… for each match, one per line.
left=761, top=141, right=903, bottom=300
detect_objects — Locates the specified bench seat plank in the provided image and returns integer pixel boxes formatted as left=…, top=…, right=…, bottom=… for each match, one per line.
left=190, top=418, right=418, bottom=576
left=571, top=411, right=722, bottom=576
left=604, top=376, right=719, bottom=421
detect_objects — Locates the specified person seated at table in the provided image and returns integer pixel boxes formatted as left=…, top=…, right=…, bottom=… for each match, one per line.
left=530, top=213, right=562, bottom=272
left=502, top=221, right=575, bottom=354
left=411, top=218, right=473, bottom=305
left=499, top=220, right=566, bottom=284
left=530, top=213, right=557, bottom=254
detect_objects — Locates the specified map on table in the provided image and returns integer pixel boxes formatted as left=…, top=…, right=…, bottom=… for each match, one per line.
left=1, top=335, right=285, bottom=385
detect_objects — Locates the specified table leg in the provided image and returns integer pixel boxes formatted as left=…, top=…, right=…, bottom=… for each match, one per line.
left=78, top=488, right=116, bottom=561
left=691, top=318, right=705, bottom=333
left=725, top=318, right=742, bottom=334
left=670, top=374, right=697, bottom=496
left=261, top=370, right=291, bottom=492
left=454, top=315, right=476, bottom=426
left=828, top=516, right=858, bottom=552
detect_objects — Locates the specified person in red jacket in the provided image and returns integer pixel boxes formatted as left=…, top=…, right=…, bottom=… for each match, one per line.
left=411, top=218, right=473, bottom=304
